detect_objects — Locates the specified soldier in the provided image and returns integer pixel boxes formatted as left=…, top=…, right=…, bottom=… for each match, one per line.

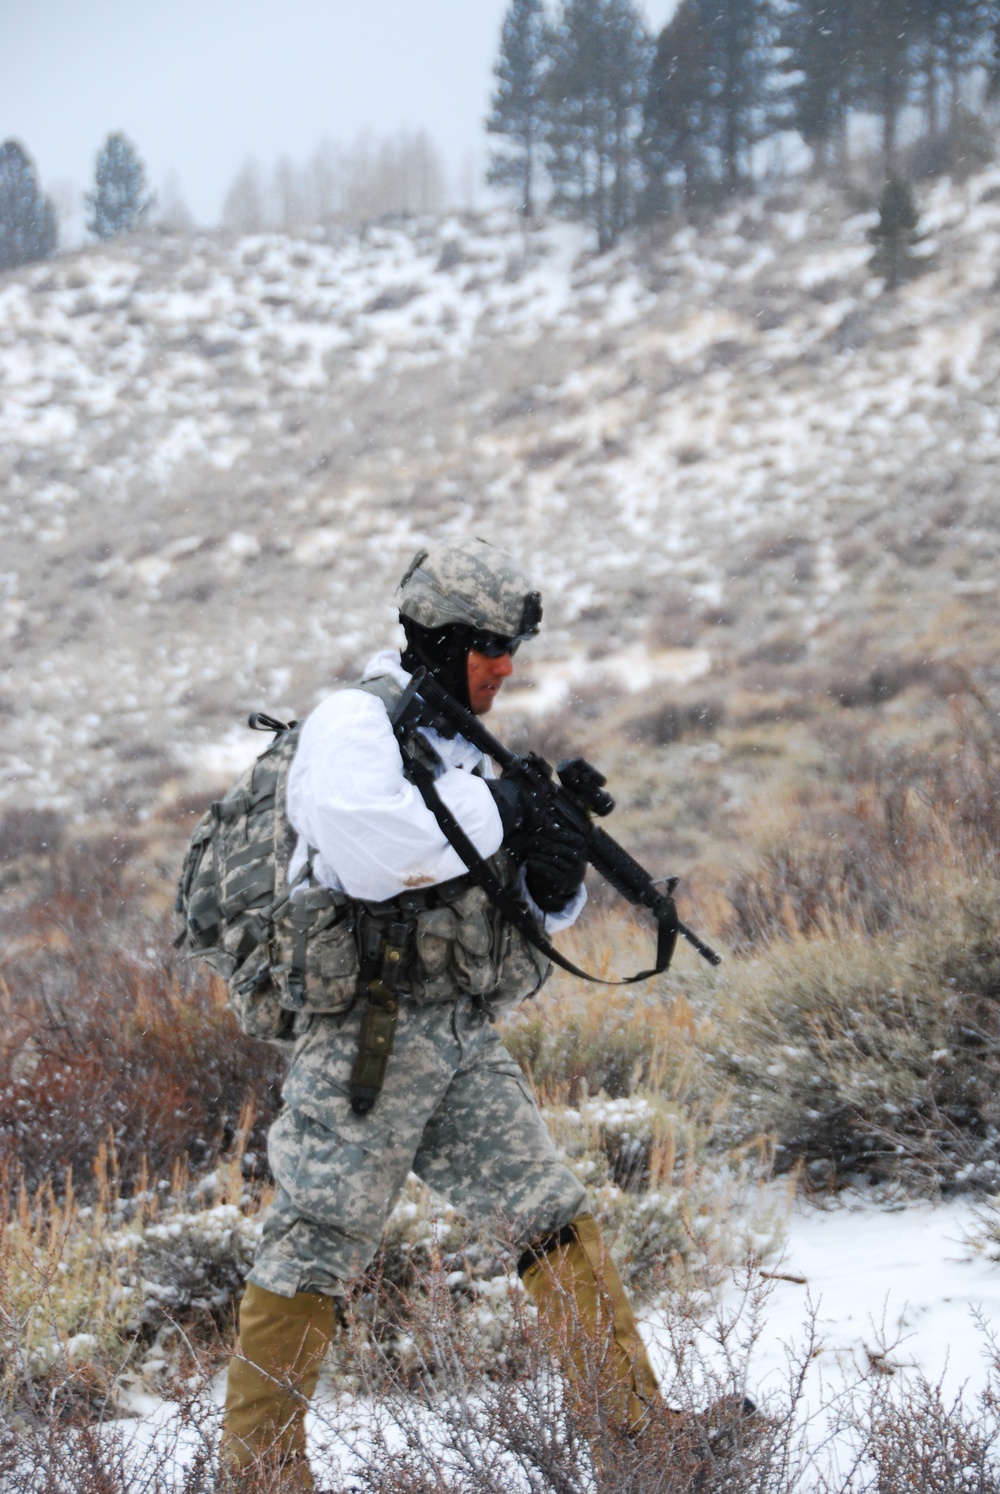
left=221, top=538, right=662, bottom=1486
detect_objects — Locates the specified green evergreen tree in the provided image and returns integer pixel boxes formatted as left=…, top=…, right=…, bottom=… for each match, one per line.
left=782, top=0, right=860, bottom=170
left=989, top=0, right=1000, bottom=98
left=643, top=0, right=782, bottom=210
left=854, top=0, right=921, bottom=170
left=545, top=0, right=652, bottom=250
left=868, top=175, right=921, bottom=288
left=487, top=0, right=549, bottom=217
left=86, top=132, right=154, bottom=240
left=641, top=1, right=717, bottom=212
left=0, top=141, right=57, bottom=272
left=916, top=0, right=992, bottom=138
left=702, top=0, right=783, bottom=194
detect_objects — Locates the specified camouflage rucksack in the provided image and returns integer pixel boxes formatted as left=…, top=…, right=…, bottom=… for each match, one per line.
left=174, top=715, right=304, bottom=1041
left=174, top=711, right=361, bottom=1045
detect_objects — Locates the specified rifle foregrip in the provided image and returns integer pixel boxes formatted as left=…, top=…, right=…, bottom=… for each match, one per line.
left=585, top=825, right=662, bottom=910
left=587, top=825, right=723, bottom=967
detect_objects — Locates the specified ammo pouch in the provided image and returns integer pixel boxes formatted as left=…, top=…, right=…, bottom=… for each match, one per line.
left=410, top=868, right=548, bottom=1011
left=226, top=884, right=359, bottom=1044
left=347, top=873, right=550, bottom=1115
left=270, top=886, right=360, bottom=1015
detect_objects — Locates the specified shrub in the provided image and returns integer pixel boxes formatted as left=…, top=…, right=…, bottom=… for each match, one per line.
left=0, top=843, right=284, bottom=1197
left=0, top=807, right=64, bottom=861
left=831, top=656, right=940, bottom=708
left=847, top=1370, right=1000, bottom=1493
left=709, top=873, right=1000, bottom=1190
left=501, top=983, right=704, bottom=1103
left=118, top=1202, right=262, bottom=1330
left=725, top=780, right=939, bottom=949
left=628, top=698, right=726, bottom=747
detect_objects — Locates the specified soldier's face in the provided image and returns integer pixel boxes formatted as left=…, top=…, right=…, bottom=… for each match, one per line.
left=467, top=648, right=513, bottom=714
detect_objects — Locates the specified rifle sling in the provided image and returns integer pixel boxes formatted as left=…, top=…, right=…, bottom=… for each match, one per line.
left=397, top=740, right=677, bottom=987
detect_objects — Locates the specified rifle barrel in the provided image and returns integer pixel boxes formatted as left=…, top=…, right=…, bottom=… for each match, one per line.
left=678, top=923, right=722, bottom=966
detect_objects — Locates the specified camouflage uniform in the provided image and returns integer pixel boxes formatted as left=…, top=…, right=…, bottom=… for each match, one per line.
left=248, top=540, right=587, bottom=1298
left=249, top=1000, right=587, bottom=1295
left=222, top=543, right=658, bottom=1479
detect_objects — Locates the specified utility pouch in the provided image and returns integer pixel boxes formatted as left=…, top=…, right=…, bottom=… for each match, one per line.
left=349, top=917, right=413, bottom=1116
left=271, top=887, right=359, bottom=1015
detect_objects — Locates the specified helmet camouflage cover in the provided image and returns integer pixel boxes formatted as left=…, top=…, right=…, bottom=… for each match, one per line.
left=398, top=538, right=542, bottom=641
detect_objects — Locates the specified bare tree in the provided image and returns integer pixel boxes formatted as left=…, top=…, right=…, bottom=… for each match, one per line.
left=157, top=172, right=194, bottom=234
left=221, top=131, right=447, bottom=232
left=272, top=155, right=308, bottom=231
left=404, top=129, right=446, bottom=214
left=222, top=157, right=268, bottom=233
left=308, top=137, right=342, bottom=223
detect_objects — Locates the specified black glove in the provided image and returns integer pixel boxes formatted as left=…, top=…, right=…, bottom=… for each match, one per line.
left=486, top=777, right=525, bottom=840
left=486, top=769, right=587, bottom=912
left=515, top=819, right=587, bottom=914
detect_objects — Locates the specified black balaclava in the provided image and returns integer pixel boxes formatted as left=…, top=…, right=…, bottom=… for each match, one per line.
left=400, top=616, right=475, bottom=712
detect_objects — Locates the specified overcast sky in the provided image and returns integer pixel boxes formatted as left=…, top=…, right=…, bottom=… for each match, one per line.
left=2, top=0, right=680, bottom=229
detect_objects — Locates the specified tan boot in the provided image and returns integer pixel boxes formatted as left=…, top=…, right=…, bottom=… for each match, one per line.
left=220, top=1281, right=335, bottom=1484
left=519, top=1213, right=659, bottom=1436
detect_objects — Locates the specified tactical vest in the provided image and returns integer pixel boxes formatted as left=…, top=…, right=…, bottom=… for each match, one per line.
left=177, top=675, right=550, bottom=1047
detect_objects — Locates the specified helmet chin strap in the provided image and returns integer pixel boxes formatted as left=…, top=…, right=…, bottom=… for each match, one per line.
left=399, top=618, right=472, bottom=717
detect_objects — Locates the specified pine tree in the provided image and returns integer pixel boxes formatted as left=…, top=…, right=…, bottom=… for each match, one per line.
left=86, top=132, right=154, bottom=240
left=0, top=141, right=57, bottom=272
left=915, top=0, right=992, bottom=138
left=782, top=0, right=860, bottom=170
left=642, top=0, right=719, bottom=212
left=853, top=0, right=921, bottom=170
left=989, top=1, right=1000, bottom=99
left=868, top=175, right=921, bottom=288
left=545, top=0, right=652, bottom=250
left=643, top=0, right=782, bottom=209
left=701, top=0, right=783, bottom=194
left=487, top=0, right=549, bottom=216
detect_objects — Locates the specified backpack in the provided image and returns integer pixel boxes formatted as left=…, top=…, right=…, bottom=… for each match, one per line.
left=175, top=714, right=310, bottom=1044
left=176, top=707, right=375, bottom=1044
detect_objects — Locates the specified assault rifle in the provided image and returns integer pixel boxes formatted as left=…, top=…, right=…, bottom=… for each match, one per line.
left=392, top=668, right=721, bottom=980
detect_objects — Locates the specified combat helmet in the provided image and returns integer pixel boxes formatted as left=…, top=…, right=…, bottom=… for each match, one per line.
left=397, top=538, right=541, bottom=709
left=398, top=538, right=541, bottom=644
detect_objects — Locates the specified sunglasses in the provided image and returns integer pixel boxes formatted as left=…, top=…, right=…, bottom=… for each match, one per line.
left=467, top=630, right=526, bottom=658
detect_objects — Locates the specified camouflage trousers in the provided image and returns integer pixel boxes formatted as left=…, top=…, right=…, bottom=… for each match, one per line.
left=249, top=998, right=588, bottom=1297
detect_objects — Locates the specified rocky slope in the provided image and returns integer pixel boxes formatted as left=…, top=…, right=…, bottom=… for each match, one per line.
left=3, top=173, right=1000, bottom=875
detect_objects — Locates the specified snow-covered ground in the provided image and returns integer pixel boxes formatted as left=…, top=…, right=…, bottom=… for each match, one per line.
left=5, top=174, right=1000, bottom=818
left=112, top=1196, right=1000, bottom=1488
left=731, top=1195, right=999, bottom=1410
left=661, top=1195, right=1000, bottom=1486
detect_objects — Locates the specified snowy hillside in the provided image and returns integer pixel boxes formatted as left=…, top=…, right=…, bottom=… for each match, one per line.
left=4, top=173, right=1000, bottom=821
